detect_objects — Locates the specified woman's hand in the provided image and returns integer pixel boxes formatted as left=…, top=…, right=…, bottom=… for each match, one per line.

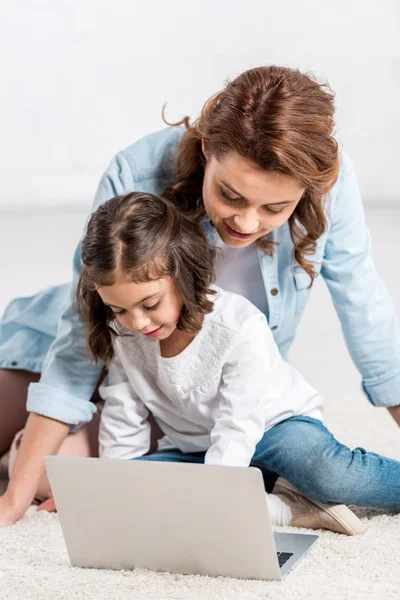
left=0, top=492, right=56, bottom=527
left=2, top=412, right=70, bottom=527
left=0, top=493, right=26, bottom=527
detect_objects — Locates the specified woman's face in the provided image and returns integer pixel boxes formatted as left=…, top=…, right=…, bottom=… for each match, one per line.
left=97, top=276, right=183, bottom=340
left=202, top=150, right=305, bottom=247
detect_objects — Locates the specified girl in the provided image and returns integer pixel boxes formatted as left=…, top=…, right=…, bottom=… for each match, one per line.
left=1, top=65, right=399, bottom=527
left=78, top=192, right=399, bottom=533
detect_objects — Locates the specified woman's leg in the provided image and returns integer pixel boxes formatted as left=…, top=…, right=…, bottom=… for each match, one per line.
left=252, top=416, right=400, bottom=511
left=0, top=369, right=40, bottom=458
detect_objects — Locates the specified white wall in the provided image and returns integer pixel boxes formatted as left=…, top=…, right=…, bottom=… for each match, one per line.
left=1, top=0, right=399, bottom=208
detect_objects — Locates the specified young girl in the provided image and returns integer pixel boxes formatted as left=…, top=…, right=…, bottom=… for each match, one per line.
left=74, top=191, right=400, bottom=534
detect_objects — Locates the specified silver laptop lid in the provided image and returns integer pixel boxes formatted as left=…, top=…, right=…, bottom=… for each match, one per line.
left=45, top=456, right=282, bottom=580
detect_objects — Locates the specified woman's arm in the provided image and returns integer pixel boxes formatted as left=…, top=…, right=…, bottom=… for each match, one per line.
left=0, top=155, right=137, bottom=526
left=321, top=153, right=400, bottom=422
left=1, top=129, right=181, bottom=524
left=0, top=413, right=70, bottom=526
left=26, top=153, right=136, bottom=427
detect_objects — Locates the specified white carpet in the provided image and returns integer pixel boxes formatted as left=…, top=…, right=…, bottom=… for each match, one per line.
left=1, top=393, right=399, bottom=600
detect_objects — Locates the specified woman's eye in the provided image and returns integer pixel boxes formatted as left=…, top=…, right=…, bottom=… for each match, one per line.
left=221, top=186, right=284, bottom=215
left=113, top=309, right=127, bottom=316
left=220, top=188, right=241, bottom=203
left=144, top=301, right=161, bottom=312
left=263, top=205, right=284, bottom=215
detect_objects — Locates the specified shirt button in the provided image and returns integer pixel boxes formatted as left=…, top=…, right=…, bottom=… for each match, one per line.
left=270, top=288, right=279, bottom=296
left=11, top=361, right=18, bottom=366
left=271, top=326, right=278, bottom=331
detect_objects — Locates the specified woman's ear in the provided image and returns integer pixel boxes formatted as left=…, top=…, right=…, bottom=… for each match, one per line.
left=201, top=139, right=209, bottom=160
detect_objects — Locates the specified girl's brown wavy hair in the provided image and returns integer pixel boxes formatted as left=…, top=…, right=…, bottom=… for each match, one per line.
left=163, top=65, right=340, bottom=285
left=75, top=192, right=216, bottom=364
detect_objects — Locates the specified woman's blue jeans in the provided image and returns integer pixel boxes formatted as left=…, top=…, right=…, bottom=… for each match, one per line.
left=138, top=416, right=400, bottom=511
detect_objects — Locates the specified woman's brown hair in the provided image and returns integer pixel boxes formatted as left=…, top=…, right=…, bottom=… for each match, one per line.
left=75, top=192, right=216, bottom=364
left=163, top=65, right=340, bottom=284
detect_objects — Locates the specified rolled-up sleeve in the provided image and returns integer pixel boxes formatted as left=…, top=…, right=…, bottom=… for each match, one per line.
left=321, top=153, right=400, bottom=407
left=27, top=154, right=136, bottom=425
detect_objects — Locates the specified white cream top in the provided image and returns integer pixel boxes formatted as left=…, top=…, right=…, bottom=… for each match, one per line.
left=99, top=287, right=323, bottom=466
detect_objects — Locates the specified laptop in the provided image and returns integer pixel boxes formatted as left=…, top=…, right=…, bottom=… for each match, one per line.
left=45, top=456, right=318, bottom=580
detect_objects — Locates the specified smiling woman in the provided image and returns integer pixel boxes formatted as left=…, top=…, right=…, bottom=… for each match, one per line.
left=202, top=152, right=305, bottom=244
left=1, top=65, right=400, bottom=526
left=163, top=66, right=338, bottom=282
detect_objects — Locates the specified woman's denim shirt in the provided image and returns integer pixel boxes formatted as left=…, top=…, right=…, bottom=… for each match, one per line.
left=1, top=126, right=399, bottom=425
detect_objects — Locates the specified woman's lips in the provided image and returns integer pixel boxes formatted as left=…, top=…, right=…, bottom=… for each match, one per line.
left=224, top=222, right=256, bottom=240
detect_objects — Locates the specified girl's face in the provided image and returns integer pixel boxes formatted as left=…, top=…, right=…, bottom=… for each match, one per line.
left=202, top=150, right=305, bottom=247
left=97, top=276, right=183, bottom=340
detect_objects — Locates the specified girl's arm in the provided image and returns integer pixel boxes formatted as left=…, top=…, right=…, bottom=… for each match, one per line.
left=0, top=413, right=70, bottom=526
left=205, top=315, right=274, bottom=468
left=321, top=153, right=400, bottom=420
left=99, top=354, right=151, bottom=460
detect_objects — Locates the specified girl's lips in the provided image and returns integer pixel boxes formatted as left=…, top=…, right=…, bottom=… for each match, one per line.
left=224, top=222, right=256, bottom=241
left=144, top=325, right=163, bottom=337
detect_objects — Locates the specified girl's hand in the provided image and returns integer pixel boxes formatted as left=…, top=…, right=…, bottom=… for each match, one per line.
left=37, top=497, right=56, bottom=512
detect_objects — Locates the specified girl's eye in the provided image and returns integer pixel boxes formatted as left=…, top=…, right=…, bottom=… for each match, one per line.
left=113, top=309, right=127, bottom=316
left=220, top=187, right=241, bottom=203
left=143, top=301, right=160, bottom=312
left=263, top=205, right=285, bottom=215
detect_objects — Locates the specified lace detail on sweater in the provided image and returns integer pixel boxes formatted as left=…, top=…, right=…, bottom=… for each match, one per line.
left=113, top=321, right=238, bottom=401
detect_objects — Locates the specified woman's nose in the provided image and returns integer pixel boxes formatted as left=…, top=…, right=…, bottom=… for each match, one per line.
left=232, top=211, right=259, bottom=234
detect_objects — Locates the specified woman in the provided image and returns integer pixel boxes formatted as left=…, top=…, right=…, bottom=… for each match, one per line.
left=1, top=65, right=399, bottom=527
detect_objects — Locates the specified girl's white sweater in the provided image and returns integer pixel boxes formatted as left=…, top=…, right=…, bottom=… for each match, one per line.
left=99, top=287, right=323, bottom=466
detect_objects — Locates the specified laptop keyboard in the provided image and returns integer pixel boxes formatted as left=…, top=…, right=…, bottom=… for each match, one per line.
left=277, top=552, right=293, bottom=568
